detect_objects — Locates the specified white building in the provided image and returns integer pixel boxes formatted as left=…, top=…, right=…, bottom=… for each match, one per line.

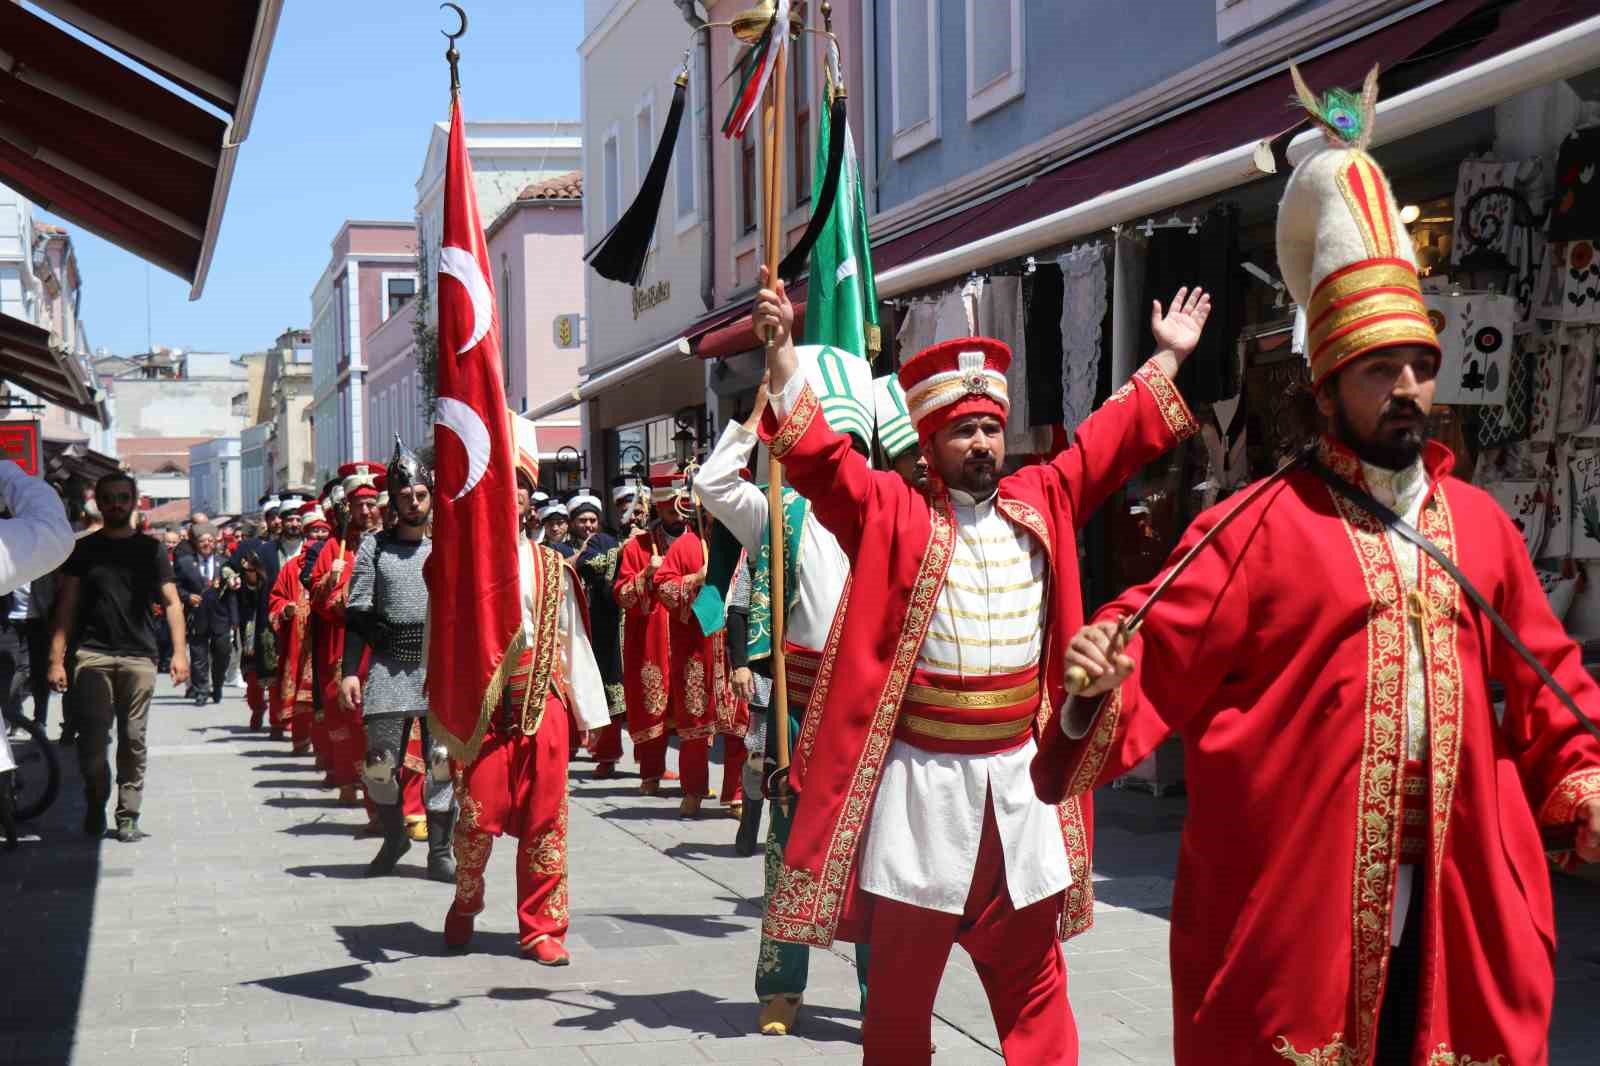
left=189, top=437, right=242, bottom=516
left=240, top=421, right=271, bottom=510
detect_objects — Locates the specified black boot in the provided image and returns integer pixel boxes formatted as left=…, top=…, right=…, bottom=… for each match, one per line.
left=734, top=793, right=764, bottom=857
left=425, top=809, right=456, bottom=883
left=364, top=803, right=411, bottom=877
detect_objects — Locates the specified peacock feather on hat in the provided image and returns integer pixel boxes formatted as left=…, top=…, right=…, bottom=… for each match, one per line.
left=1291, top=63, right=1380, bottom=152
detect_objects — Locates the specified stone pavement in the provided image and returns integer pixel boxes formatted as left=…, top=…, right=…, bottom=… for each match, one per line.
left=0, top=680, right=1596, bottom=1065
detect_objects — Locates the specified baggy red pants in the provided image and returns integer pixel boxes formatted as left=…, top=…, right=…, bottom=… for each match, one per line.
left=244, top=672, right=267, bottom=729
left=320, top=709, right=366, bottom=788
left=635, top=735, right=668, bottom=784
left=289, top=704, right=312, bottom=751
left=589, top=720, right=624, bottom=763
left=452, top=693, right=571, bottom=950
left=861, top=801, right=1076, bottom=1065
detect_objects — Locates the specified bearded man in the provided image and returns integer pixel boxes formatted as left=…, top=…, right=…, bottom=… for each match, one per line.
left=1041, top=71, right=1600, bottom=1066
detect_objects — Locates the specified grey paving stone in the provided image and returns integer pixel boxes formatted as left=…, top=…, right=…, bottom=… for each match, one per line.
left=186, top=1040, right=305, bottom=1066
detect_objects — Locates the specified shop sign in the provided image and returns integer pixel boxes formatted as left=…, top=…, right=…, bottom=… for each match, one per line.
left=552, top=313, right=583, bottom=350
left=632, top=280, right=671, bottom=320
left=0, top=420, right=41, bottom=476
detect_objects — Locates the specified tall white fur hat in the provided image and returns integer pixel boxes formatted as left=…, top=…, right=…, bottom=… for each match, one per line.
left=1276, top=65, right=1438, bottom=387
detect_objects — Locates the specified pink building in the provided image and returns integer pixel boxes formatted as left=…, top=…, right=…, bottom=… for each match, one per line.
left=308, top=221, right=417, bottom=480
left=486, top=172, right=586, bottom=469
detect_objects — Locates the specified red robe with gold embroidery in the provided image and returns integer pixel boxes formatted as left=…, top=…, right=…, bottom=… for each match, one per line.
left=311, top=535, right=371, bottom=788
left=613, top=529, right=673, bottom=747
left=654, top=529, right=747, bottom=741
left=267, top=546, right=313, bottom=723
left=756, top=359, right=1197, bottom=949
left=1033, top=437, right=1600, bottom=1066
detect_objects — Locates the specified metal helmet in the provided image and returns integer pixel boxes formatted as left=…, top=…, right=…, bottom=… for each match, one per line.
left=387, top=434, right=431, bottom=492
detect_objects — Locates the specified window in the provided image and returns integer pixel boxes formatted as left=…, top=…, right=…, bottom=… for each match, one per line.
left=1216, top=0, right=1309, bottom=43
left=385, top=275, right=416, bottom=317
left=739, top=128, right=758, bottom=236
left=635, top=94, right=655, bottom=191
left=334, top=278, right=349, bottom=363
left=890, top=0, right=939, bottom=158
left=966, top=0, right=1024, bottom=120
left=602, top=127, right=621, bottom=231
left=791, top=27, right=812, bottom=209
left=674, top=67, right=699, bottom=227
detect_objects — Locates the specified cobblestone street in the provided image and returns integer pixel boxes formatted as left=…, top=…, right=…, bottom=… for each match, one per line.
left=2, top=683, right=1597, bottom=1065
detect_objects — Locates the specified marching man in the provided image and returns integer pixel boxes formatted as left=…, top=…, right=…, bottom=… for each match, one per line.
left=750, top=265, right=1209, bottom=1064
left=1039, top=70, right=1600, bottom=1066
left=442, top=416, right=611, bottom=965
left=613, top=474, right=686, bottom=795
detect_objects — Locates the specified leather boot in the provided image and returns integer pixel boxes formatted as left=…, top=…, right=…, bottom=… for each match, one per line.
left=734, top=794, right=764, bottom=857
left=425, top=810, right=456, bottom=883
left=364, top=804, right=412, bottom=877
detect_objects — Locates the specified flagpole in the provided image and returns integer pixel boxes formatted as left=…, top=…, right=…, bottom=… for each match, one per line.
left=760, top=13, right=793, bottom=811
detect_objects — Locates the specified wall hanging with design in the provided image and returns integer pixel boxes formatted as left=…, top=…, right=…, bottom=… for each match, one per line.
left=1568, top=447, right=1600, bottom=559
left=1541, top=443, right=1573, bottom=563
left=1488, top=479, right=1548, bottom=558
left=1534, top=239, right=1600, bottom=322
left=1425, top=293, right=1512, bottom=404
left=1528, top=329, right=1562, bottom=443
left=1557, top=323, right=1597, bottom=435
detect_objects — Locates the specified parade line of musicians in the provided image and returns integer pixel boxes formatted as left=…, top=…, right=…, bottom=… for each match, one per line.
left=129, top=84, right=1600, bottom=1066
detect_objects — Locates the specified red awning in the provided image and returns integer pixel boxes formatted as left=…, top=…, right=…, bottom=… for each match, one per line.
left=0, top=2, right=281, bottom=297
left=0, top=312, right=102, bottom=421
left=870, top=0, right=1495, bottom=277
left=694, top=298, right=809, bottom=360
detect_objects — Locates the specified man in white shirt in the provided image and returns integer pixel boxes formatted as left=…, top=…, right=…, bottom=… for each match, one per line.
left=749, top=267, right=1208, bottom=1064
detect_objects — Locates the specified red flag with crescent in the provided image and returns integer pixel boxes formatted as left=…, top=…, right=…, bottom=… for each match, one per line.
left=425, top=95, right=523, bottom=762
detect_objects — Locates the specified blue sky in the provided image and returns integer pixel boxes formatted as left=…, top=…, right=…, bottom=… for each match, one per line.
left=41, top=1, right=583, bottom=357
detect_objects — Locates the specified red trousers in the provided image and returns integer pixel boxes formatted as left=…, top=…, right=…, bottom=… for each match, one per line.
left=453, top=694, right=571, bottom=949
left=289, top=705, right=312, bottom=750
left=245, top=672, right=267, bottom=729
left=720, top=736, right=747, bottom=804
left=636, top=735, right=668, bottom=784
left=320, top=711, right=366, bottom=788
left=679, top=736, right=710, bottom=797
left=402, top=726, right=425, bottom=821
left=862, top=802, right=1076, bottom=1066
left=268, top=686, right=290, bottom=732
left=589, top=721, right=624, bottom=763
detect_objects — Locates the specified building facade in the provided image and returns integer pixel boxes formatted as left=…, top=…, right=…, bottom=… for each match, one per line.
left=188, top=436, right=242, bottom=516
left=308, top=221, right=417, bottom=482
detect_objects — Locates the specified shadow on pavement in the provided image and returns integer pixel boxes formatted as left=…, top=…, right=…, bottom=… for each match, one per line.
left=283, top=862, right=431, bottom=881
left=279, top=819, right=366, bottom=838
left=249, top=963, right=462, bottom=1015
left=0, top=725, right=100, bottom=1054
left=662, top=839, right=747, bottom=862
left=252, top=777, right=329, bottom=789
left=262, top=795, right=345, bottom=809
left=488, top=985, right=862, bottom=1044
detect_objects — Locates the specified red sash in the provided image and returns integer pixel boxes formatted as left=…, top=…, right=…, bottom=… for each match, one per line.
left=782, top=642, right=823, bottom=716
left=892, top=666, right=1040, bottom=755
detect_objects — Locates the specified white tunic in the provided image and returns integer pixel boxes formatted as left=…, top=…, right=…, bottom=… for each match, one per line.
left=858, top=487, right=1071, bottom=914
left=1362, top=458, right=1429, bottom=945
left=517, top=537, right=612, bottom=731
left=0, top=460, right=72, bottom=595
left=693, top=421, right=849, bottom=652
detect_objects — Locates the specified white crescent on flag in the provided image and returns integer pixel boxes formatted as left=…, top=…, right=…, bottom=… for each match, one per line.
left=434, top=395, right=491, bottom=501
left=439, top=245, right=494, bottom=355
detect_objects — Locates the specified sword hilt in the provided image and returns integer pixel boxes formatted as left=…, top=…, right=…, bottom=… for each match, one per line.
left=1064, top=619, right=1139, bottom=696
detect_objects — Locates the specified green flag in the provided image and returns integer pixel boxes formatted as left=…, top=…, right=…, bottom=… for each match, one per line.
left=801, top=67, right=879, bottom=361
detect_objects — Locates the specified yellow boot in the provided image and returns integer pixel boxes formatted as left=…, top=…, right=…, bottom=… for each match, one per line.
left=758, top=994, right=801, bottom=1036
left=405, top=816, right=428, bottom=842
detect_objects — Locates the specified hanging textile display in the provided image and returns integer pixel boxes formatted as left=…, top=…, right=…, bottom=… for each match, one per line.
left=894, top=300, right=938, bottom=362
left=1568, top=447, right=1600, bottom=559
left=1542, top=442, right=1574, bottom=563
left=1057, top=245, right=1109, bottom=441
left=1533, top=239, right=1600, bottom=322
left=1547, top=128, right=1600, bottom=242
left=1557, top=323, right=1598, bottom=434
left=933, top=283, right=977, bottom=343
left=1137, top=204, right=1242, bottom=404
left=1528, top=328, right=1562, bottom=443
left=1109, top=231, right=1147, bottom=388
left=1486, top=479, right=1549, bottom=558
left=978, top=276, right=1048, bottom=455
left=1425, top=292, right=1513, bottom=405
left=1476, top=331, right=1535, bottom=448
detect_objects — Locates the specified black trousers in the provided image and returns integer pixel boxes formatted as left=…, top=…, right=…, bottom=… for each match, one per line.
left=0, top=624, right=29, bottom=725
left=188, top=628, right=231, bottom=699
left=24, top=621, right=50, bottom=726
left=1373, top=872, right=1425, bottom=1066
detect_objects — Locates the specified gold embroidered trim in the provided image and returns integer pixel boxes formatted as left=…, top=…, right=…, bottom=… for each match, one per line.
left=936, top=604, right=1041, bottom=621
left=1310, top=317, right=1438, bottom=383
left=900, top=712, right=1034, bottom=741
left=764, top=500, right=955, bottom=948
left=922, top=629, right=1041, bottom=648
left=769, top=384, right=821, bottom=459
left=1325, top=459, right=1408, bottom=1065
left=941, top=575, right=1041, bottom=595
left=947, top=550, right=1040, bottom=569
left=1417, top=490, right=1464, bottom=885
left=1133, top=360, right=1198, bottom=442
left=1425, top=1045, right=1508, bottom=1066
left=1059, top=795, right=1093, bottom=938
left=1069, top=687, right=1123, bottom=800
left=1308, top=291, right=1431, bottom=355
left=915, top=653, right=1037, bottom=674
left=1272, top=1033, right=1358, bottom=1065
left=903, top=677, right=1040, bottom=708
left=1539, top=767, right=1600, bottom=826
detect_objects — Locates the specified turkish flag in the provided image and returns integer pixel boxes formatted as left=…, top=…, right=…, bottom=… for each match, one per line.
left=425, top=96, right=523, bottom=762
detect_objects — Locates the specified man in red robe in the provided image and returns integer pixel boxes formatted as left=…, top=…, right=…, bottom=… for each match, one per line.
left=443, top=414, right=612, bottom=965
left=1041, top=74, right=1600, bottom=1066
left=654, top=508, right=748, bottom=819
left=268, top=502, right=328, bottom=753
left=613, top=474, right=684, bottom=795
left=751, top=267, right=1208, bottom=1064
left=311, top=463, right=385, bottom=805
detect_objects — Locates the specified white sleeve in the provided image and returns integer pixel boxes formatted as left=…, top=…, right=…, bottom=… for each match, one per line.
left=694, top=422, right=768, bottom=558
left=770, top=370, right=808, bottom=420
left=559, top=567, right=611, bottom=730
left=0, top=461, right=73, bottom=595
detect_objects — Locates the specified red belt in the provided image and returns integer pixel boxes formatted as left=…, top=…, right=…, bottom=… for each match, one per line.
left=1400, top=759, right=1428, bottom=863
left=782, top=642, right=822, bottom=715
left=893, top=667, right=1040, bottom=755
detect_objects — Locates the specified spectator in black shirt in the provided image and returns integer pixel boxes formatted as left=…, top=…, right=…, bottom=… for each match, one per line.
left=49, top=473, right=189, bottom=842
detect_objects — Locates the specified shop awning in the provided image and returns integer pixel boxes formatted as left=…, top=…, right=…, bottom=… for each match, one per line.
left=42, top=433, right=119, bottom=484
left=0, top=312, right=102, bottom=421
left=523, top=336, right=692, bottom=421
left=0, top=1, right=282, bottom=298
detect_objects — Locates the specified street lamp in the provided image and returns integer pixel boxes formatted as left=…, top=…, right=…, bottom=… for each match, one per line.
left=672, top=408, right=702, bottom=470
